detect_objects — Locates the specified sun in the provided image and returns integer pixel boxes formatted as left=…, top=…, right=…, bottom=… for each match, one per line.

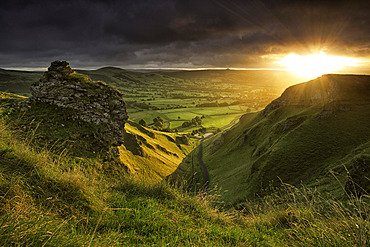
left=279, top=52, right=359, bottom=79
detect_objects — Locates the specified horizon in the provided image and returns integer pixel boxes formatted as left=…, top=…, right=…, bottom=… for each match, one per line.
left=0, top=0, right=368, bottom=76
left=2, top=64, right=369, bottom=82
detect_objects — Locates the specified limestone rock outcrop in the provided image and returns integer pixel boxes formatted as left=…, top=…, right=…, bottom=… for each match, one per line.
left=30, top=60, right=128, bottom=147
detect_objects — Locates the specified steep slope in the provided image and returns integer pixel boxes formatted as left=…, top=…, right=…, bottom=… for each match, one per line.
left=0, top=91, right=27, bottom=101
left=172, top=74, right=370, bottom=206
left=119, top=120, right=193, bottom=180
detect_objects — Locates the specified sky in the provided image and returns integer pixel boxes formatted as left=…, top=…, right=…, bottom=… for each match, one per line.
left=0, top=0, right=369, bottom=71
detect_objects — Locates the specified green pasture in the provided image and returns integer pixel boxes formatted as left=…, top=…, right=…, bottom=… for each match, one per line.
left=128, top=105, right=248, bottom=131
left=201, top=113, right=241, bottom=128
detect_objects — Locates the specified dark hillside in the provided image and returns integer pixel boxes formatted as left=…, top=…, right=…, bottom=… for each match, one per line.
left=0, top=69, right=42, bottom=96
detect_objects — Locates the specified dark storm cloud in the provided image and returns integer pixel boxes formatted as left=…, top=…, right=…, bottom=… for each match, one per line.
left=0, top=0, right=368, bottom=69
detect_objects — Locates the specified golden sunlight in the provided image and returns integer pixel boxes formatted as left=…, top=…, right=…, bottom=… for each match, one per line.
left=279, top=52, right=359, bottom=79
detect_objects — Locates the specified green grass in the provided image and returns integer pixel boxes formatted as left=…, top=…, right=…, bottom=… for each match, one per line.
left=0, top=112, right=368, bottom=246
left=176, top=104, right=370, bottom=206
left=128, top=106, right=250, bottom=133
left=118, top=121, right=197, bottom=180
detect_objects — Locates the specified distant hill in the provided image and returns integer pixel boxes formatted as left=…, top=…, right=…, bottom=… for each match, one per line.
left=0, top=67, right=304, bottom=98
left=171, top=74, right=370, bottom=206
left=0, top=69, right=43, bottom=96
left=77, top=67, right=177, bottom=86
left=162, top=69, right=304, bottom=89
left=0, top=67, right=175, bottom=96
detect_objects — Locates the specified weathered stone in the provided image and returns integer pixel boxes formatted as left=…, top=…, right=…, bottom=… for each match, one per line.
left=29, top=60, right=128, bottom=147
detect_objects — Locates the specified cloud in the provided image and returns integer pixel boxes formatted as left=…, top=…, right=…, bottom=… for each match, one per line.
left=0, top=0, right=368, bottom=68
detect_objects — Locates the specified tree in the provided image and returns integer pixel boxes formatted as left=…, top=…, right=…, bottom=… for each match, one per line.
left=194, top=116, right=202, bottom=126
left=153, top=116, right=164, bottom=127
left=139, top=119, right=147, bottom=126
left=182, top=121, right=191, bottom=128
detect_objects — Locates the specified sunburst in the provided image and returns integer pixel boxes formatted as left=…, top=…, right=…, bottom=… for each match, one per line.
left=279, top=52, right=359, bottom=79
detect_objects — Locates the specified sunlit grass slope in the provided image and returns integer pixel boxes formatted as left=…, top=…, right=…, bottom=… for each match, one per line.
left=0, top=107, right=369, bottom=246
left=173, top=75, right=370, bottom=206
left=119, top=120, right=196, bottom=180
left=0, top=91, right=27, bottom=100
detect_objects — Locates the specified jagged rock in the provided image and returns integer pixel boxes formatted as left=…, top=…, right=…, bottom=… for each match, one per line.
left=29, top=60, right=128, bottom=147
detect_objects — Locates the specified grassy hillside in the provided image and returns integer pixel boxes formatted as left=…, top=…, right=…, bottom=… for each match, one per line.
left=0, top=106, right=368, bottom=246
left=0, top=69, right=43, bottom=96
left=119, top=120, right=197, bottom=180
left=172, top=74, right=370, bottom=206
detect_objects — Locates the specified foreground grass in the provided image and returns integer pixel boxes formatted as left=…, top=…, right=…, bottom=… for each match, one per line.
left=0, top=115, right=368, bottom=246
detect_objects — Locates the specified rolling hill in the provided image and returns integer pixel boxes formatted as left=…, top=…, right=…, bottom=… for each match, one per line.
left=162, top=69, right=302, bottom=89
left=0, top=68, right=43, bottom=96
left=171, top=74, right=370, bottom=206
